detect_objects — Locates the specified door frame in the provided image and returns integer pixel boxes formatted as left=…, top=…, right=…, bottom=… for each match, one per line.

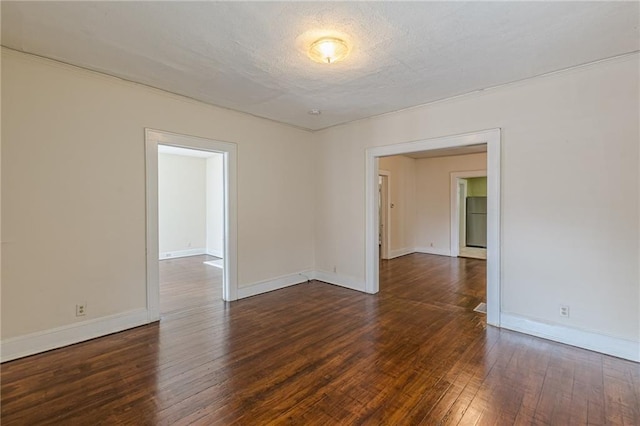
left=450, top=170, right=487, bottom=257
left=365, top=128, right=501, bottom=326
left=145, top=129, right=238, bottom=321
left=378, top=170, right=391, bottom=260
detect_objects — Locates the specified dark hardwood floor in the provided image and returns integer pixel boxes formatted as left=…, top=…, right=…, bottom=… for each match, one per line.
left=2, top=254, right=639, bottom=424
left=159, top=255, right=222, bottom=315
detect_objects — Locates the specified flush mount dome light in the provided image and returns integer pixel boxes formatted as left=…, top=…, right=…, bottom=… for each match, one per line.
left=308, top=37, right=349, bottom=64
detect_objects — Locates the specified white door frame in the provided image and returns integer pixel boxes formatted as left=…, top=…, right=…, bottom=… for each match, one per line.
left=365, top=129, right=501, bottom=326
left=459, top=179, right=468, bottom=250
left=145, top=129, right=238, bottom=321
left=450, top=170, right=487, bottom=257
left=378, top=170, right=391, bottom=260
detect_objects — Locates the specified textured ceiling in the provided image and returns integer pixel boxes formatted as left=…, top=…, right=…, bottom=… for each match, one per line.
left=2, top=2, right=638, bottom=131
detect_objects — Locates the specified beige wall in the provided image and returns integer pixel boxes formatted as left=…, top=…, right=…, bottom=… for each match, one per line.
left=1, top=49, right=314, bottom=339
left=158, top=153, right=207, bottom=256
left=378, top=155, right=416, bottom=257
left=315, top=54, right=639, bottom=342
left=414, top=153, right=487, bottom=254
left=158, top=152, right=224, bottom=258
left=206, top=154, right=224, bottom=258
left=378, top=153, right=487, bottom=258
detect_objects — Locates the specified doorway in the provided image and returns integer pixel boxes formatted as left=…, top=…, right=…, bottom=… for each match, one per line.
left=365, top=129, right=501, bottom=326
left=450, top=171, right=488, bottom=260
left=145, top=129, right=238, bottom=322
left=157, top=145, right=224, bottom=262
left=378, top=170, right=390, bottom=260
left=156, top=145, right=225, bottom=313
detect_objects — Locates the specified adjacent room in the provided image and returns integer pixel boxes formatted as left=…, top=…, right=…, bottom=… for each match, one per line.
left=157, top=145, right=225, bottom=315
left=378, top=147, right=489, bottom=316
left=2, top=2, right=638, bottom=424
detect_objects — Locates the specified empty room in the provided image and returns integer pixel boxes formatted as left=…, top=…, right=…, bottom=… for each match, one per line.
left=1, top=2, right=639, bottom=424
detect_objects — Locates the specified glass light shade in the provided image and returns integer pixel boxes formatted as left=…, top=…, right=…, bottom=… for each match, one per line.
left=308, top=37, right=349, bottom=64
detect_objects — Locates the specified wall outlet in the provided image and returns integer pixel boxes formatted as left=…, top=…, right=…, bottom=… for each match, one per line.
left=76, top=303, right=87, bottom=317
left=559, top=305, right=570, bottom=318
left=333, top=266, right=337, bottom=273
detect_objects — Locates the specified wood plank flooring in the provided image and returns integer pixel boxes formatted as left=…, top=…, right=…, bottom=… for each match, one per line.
left=159, top=255, right=222, bottom=315
left=2, top=253, right=639, bottom=424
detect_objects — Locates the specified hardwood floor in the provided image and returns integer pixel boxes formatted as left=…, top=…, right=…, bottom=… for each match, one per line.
left=159, top=255, right=222, bottom=315
left=2, top=254, right=639, bottom=424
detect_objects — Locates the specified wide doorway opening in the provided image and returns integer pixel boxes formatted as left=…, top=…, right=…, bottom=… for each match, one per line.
left=376, top=146, right=488, bottom=316
left=145, top=129, right=238, bottom=322
left=365, top=129, right=501, bottom=326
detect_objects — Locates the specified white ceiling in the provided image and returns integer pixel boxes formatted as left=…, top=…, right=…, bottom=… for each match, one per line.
left=2, top=2, right=638, bottom=131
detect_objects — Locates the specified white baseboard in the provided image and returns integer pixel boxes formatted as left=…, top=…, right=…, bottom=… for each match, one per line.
left=313, top=270, right=366, bottom=292
left=237, top=269, right=367, bottom=299
left=10, top=283, right=634, bottom=365
left=1, top=308, right=151, bottom=363
left=206, top=248, right=224, bottom=258
left=159, top=248, right=206, bottom=260
left=388, top=247, right=415, bottom=259
left=414, top=246, right=452, bottom=257
left=237, top=270, right=313, bottom=299
left=500, top=313, right=639, bottom=362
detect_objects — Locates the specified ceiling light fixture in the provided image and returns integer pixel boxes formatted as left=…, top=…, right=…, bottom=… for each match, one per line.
left=308, top=37, right=349, bottom=64
left=308, top=109, right=322, bottom=115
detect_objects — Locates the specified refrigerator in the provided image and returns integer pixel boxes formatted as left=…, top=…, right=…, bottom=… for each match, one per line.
left=466, top=196, right=487, bottom=248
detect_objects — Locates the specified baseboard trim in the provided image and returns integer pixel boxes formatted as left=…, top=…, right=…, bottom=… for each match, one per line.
left=159, top=248, right=206, bottom=260
left=414, top=246, right=452, bottom=257
left=237, top=270, right=366, bottom=299
left=500, top=313, right=639, bottom=362
left=5, top=288, right=634, bottom=365
left=1, top=308, right=151, bottom=363
left=206, top=249, right=223, bottom=258
left=237, top=270, right=313, bottom=299
left=313, top=270, right=366, bottom=292
left=388, top=247, right=415, bottom=259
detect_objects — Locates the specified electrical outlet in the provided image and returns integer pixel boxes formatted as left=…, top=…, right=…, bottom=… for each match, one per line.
left=76, top=303, right=86, bottom=317
left=333, top=266, right=337, bottom=273
left=559, top=305, right=570, bottom=318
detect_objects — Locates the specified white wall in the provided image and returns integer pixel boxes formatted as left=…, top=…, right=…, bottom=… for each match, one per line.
left=206, top=154, right=224, bottom=258
left=378, top=155, right=416, bottom=258
left=1, top=49, right=314, bottom=342
left=158, top=153, right=207, bottom=257
left=315, top=54, right=639, bottom=348
left=414, top=153, right=486, bottom=255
